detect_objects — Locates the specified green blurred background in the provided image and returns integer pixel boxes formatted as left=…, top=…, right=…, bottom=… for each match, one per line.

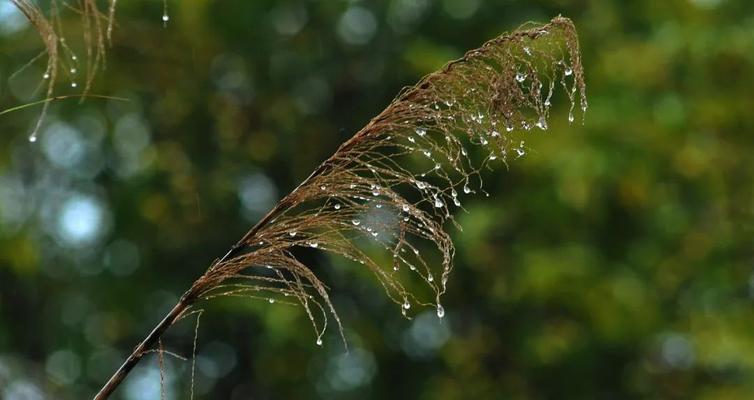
left=1, top=0, right=753, bottom=398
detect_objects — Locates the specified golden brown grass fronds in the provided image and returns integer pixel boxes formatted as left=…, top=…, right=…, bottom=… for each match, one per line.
left=184, top=16, right=588, bottom=345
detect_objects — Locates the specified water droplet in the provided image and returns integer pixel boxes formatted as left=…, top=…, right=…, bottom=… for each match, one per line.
left=268, top=298, right=275, bottom=304
left=415, top=127, right=427, bottom=136
left=402, top=204, right=410, bottom=212
left=515, top=72, right=527, bottom=82
left=28, top=134, right=37, bottom=143
left=289, top=231, right=297, bottom=237
left=70, top=68, right=77, bottom=74
left=463, top=184, right=471, bottom=194
left=320, top=185, right=326, bottom=191
left=428, top=275, right=434, bottom=282
left=535, top=116, right=548, bottom=130
left=544, top=99, right=551, bottom=107
left=436, top=304, right=445, bottom=318
left=349, top=184, right=356, bottom=189
left=564, top=67, right=573, bottom=76
left=403, top=301, right=411, bottom=309
left=491, top=130, right=500, bottom=137
left=309, top=242, right=319, bottom=248
left=415, top=181, right=426, bottom=190
left=316, top=338, right=323, bottom=346
left=489, top=154, right=497, bottom=160
left=523, top=46, right=532, bottom=55
left=461, top=148, right=468, bottom=156
left=334, top=204, right=341, bottom=210
left=71, top=82, right=78, bottom=88
left=434, top=198, right=444, bottom=208
left=568, top=112, right=575, bottom=123
left=375, top=204, right=382, bottom=208
left=408, top=136, right=415, bottom=143
left=371, top=231, right=379, bottom=237
left=71, top=55, right=77, bottom=61
left=403, top=217, right=409, bottom=222
left=162, top=14, right=170, bottom=22
left=453, top=197, right=461, bottom=207
left=351, top=219, right=361, bottom=226
left=372, top=190, right=380, bottom=196
left=480, top=138, right=488, bottom=145
left=423, top=150, right=432, bottom=157
left=43, top=73, right=50, bottom=79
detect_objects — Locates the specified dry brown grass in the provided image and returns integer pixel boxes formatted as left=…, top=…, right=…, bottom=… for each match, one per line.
left=185, top=16, right=587, bottom=346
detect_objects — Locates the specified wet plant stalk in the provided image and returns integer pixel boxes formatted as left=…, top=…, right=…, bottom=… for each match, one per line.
left=93, top=298, right=190, bottom=400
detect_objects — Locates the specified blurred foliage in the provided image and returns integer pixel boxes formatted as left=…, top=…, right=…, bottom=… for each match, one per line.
left=1, top=0, right=754, bottom=399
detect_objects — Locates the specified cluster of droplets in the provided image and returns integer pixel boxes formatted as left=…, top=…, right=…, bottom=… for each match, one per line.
left=28, top=1, right=176, bottom=144
left=30, top=42, right=82, bottom=143
left=329, top=170, right=456, bottom=322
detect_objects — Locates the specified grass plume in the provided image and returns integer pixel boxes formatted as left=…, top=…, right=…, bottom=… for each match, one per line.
left=185, top=16, right=587, bottom=344
left=9, top=0, right=115, bottom=142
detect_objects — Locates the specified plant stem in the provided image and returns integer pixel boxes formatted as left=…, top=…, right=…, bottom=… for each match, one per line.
left=93, top=297, right=190, bottom=400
